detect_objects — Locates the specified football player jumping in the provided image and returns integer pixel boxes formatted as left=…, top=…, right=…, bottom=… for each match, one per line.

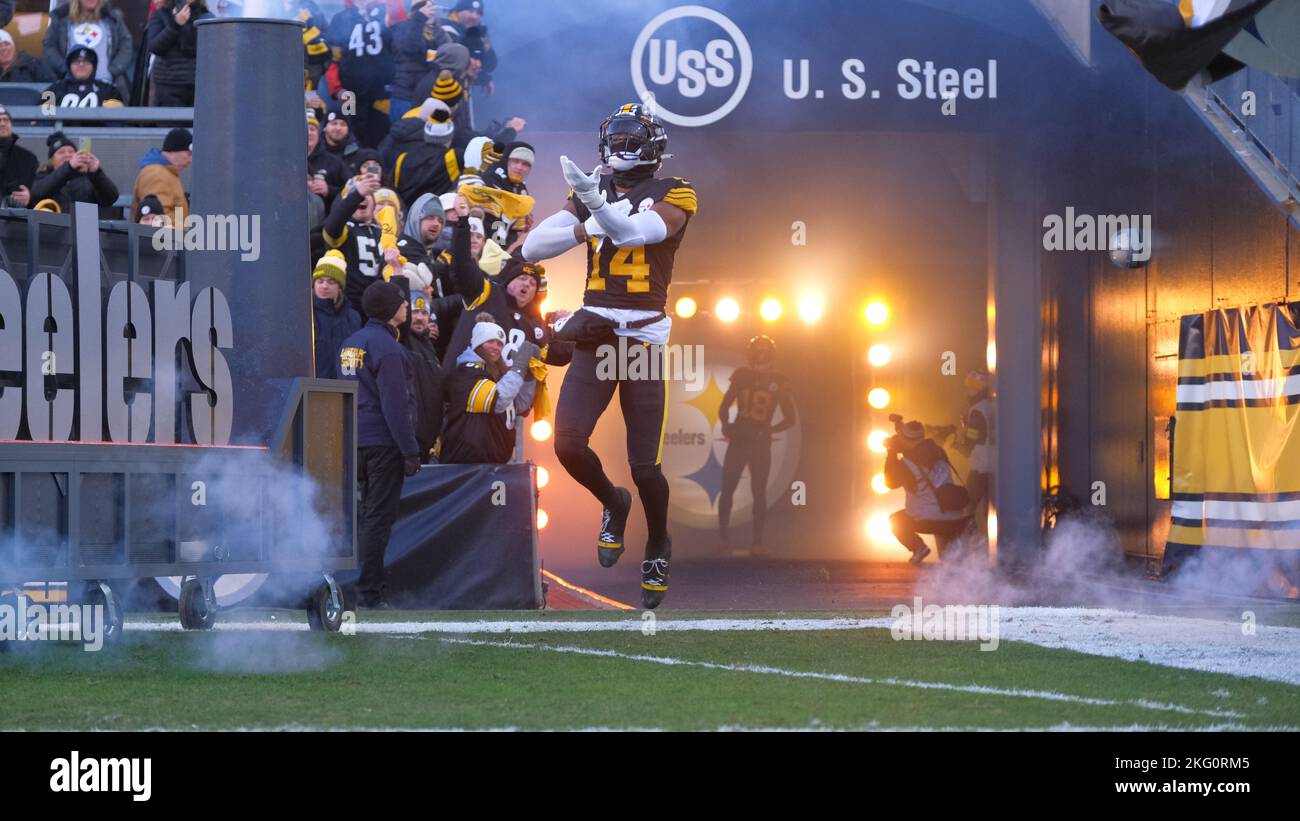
left=522, top=103, right=697, bottom=609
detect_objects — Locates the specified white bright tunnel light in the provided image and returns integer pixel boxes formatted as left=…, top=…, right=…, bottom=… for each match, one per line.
left=530, top=419, right=553, bottom=442
left=759, top=298, right=782, bottom=322
left=867, top=430, right=890, bottom=453
left=867, top=344, right=892, bottom=367
left=866, top=512, right=893, bottom=544
left=537, top=509, right=549, bottom=530
left=535, top=465, right=549, bottom=489
left=675, top=296, right=697, bottom=318
left=865, top=301, right=888, bottom=325
left=868, top=387, right=891, bottom=409
left=715, top=298, right=740, bottom=322
left=871, top=473, right=890, bottom=495
left=797, top=294, right=825, bottom=324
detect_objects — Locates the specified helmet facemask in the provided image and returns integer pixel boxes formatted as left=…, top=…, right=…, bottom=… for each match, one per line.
left=599, top=109, right=668, bottom=184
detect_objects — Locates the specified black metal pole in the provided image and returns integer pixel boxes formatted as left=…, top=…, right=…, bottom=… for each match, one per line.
left=189, top=17, right=311, bottom=445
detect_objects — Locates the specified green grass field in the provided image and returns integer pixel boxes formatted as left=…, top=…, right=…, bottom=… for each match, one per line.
left=2, top=609, right=1297, bottom=730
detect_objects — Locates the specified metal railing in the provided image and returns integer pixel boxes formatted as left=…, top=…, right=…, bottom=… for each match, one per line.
left=1183, top=69, right=1300, bottom=230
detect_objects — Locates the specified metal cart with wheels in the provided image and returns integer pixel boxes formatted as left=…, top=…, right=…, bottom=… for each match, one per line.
left=0, top=379, right=357, bottom=639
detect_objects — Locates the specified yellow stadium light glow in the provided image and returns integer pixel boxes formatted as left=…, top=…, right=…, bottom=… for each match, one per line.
left=867, top=430, right=890, bottom=453
left=865, top=301, right=889, bottom=325
left=675, top=296, right=697, bottom=318
left=536, top=465, right=549, bottom=489
left=867, top=387, right=891, bottom=409
left=797, top=294, right=825, bottom=324
left=866, top=512, right=894, bottom=544
left=539, top=297, right=552, bottom=315
left=537, top=509, right=549, bottom=530
left=715, top=298, right=740, bottom=322
left=530, top=419, right=553, bottom=442
left=867, top=344, right=892, bottom=367
left=871, top=472, right=890, bottom=495
left=759, top=298, right=782, bottom=322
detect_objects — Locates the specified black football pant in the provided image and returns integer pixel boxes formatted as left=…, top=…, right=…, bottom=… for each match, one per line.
left=356, top=445, right=405, bottom=604
left=718, top=432, right=772, bottom=546
left=889, top=511, right=971, bottom=560
left=554, top=341, right=670, bottom=548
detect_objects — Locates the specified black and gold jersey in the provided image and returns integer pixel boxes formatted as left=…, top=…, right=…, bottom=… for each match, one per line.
left=569, top=174, right=697, bottom=311
left=722, top=367, right=795, bottom=434
left=323, top=219, right=386, bottom=319
left=440, top=361, right=517, bottom=464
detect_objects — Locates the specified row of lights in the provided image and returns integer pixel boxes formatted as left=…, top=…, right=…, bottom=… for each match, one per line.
left=864, top=300, right=896, bottom=545
left=673, top=295, right=826, bottom=324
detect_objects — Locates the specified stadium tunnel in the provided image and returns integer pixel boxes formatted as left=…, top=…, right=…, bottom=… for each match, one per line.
left=478, top=0, right=1300, bottom=601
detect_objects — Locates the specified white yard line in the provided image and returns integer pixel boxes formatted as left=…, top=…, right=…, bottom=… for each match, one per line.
left=434, top=636, right=1243, bottom=719
left=124, top=606, right=1300, bottom=686
left=124, top=617, right=888, bottom=633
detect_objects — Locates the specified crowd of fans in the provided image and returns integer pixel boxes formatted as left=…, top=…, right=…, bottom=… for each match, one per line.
left=3, top=0, right=555, bottom=606
left=14, top=0, right=553, bottom=440
left=1, top=0, right=545, bottom=451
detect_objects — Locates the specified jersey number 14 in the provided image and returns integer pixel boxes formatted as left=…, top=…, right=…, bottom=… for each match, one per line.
left=588, top=239, right=650, bottom=293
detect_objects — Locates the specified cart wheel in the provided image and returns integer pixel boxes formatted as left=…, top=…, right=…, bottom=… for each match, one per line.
left=82, top=582, right=124, bottom=645
left=178, top=579, right=216, bottom=630
left=306, top=576, right=343, bottom=632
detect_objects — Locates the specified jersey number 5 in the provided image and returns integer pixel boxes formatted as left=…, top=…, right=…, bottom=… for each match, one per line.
left=587, top=240, right=650, bottom=293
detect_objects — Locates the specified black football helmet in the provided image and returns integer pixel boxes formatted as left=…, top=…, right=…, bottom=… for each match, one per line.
left=599, top=103, right=669, bottom=172
left=748, top=335, right=776, bottom=367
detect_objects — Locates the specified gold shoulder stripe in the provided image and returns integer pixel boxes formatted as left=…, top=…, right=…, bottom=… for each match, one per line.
left=445, top=149, right=460, bottom=183
left=467, top=379, right=498, bottom=413
left=394, top=152, right=407, bottom=188
left=323, top=224, right=348, bottom=247
left=465, top=279, right=491, bottom=311
left=663, top=189, right=697, bottom=213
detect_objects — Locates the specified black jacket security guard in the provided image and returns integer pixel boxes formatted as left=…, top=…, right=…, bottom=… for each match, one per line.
left=338, top=280, right=420, bottom=608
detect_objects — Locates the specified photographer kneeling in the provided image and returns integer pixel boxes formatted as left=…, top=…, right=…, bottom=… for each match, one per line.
left=884, top=417, right=969, bottom=566
left=440, top=313, right=540, bottom=464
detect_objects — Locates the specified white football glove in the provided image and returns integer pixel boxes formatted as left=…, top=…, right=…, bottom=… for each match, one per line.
left=582, top=198, right=632, bottom=240
left=560, top=154, right=605, bottom=211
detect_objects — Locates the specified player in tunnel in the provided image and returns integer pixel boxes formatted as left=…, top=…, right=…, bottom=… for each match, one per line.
left=717, top=335, right=797, bottom=556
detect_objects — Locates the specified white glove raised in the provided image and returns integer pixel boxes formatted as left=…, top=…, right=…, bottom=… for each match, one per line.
left=560, top=154, right=605, bottom=212
left=582, top=198, right=632, bottom=240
